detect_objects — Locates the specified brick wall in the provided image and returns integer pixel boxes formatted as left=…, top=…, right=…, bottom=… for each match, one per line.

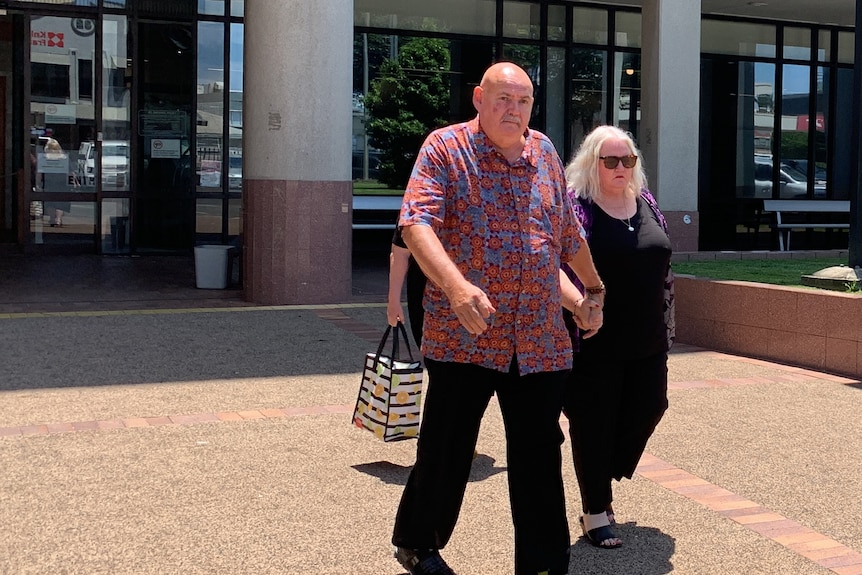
left=675, top=275, right=862, bottom=377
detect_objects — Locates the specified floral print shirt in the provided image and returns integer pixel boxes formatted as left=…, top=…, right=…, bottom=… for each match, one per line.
left=399, top=117, right=582, bottom=375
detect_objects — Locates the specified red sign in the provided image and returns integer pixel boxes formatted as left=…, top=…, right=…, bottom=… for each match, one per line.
left=31, top=31, right=64, bottom=48
left=796, top=114, right=825, bottom=132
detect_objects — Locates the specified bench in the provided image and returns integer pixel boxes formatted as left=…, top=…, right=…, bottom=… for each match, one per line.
left=762, top=199, right=850, bottom=251
left=352, top=195, right=403, bottom=230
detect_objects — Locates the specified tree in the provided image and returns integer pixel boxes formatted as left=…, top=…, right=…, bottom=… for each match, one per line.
left=364, top=38, right=451, bottom=189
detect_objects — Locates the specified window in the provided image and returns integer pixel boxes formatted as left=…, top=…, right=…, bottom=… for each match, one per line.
left=32, top=63, right=69, bottom=102
left=78, top=59, right=93, bottom=100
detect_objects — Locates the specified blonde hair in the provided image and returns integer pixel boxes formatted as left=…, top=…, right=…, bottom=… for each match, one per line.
left=44, top=138, right=63, bottom=153
left=564, top=125, right=647, bottom=201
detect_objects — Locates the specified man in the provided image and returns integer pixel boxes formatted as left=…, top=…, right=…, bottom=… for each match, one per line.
left=391, top=62, right=603, bottom=575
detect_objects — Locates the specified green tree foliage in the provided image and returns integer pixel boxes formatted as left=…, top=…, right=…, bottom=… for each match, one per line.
left=780, top=131, right=809, bottom=160
left=365, top=38, right=451, bottom=189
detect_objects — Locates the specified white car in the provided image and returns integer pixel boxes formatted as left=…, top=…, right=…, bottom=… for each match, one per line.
left=78, top=140, right=129, bottom=189
left=753, top=157, right=823, bottom=198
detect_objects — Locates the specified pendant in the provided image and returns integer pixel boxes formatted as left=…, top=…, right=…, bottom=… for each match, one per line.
left=627, top=225, right=634, bottom=232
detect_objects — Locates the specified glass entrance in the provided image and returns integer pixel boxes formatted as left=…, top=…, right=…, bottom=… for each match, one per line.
left=135, top=22, right=195, bottom=252
left=28, top=15, right=98, bottom=251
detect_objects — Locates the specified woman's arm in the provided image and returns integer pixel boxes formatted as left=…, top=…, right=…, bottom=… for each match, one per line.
left=387, top=244, right=411, bottom=326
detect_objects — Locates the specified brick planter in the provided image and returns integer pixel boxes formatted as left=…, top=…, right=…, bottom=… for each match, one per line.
left=675, top=275, right=862, bottom=377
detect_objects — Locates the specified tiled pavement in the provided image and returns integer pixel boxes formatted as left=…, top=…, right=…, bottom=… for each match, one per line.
left=1, top=253, right=861, bottom=574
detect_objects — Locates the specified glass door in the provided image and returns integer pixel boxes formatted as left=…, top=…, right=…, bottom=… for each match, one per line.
left=135, top=22, right=195, bottom=252
left=28, top=15, right=98, bottom=250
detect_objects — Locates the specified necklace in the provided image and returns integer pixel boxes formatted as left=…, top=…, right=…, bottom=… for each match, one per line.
left=621, top=217, right=634, bottom=232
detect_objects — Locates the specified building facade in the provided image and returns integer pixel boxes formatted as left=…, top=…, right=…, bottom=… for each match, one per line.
left=0, top=0, right=858, bottom=304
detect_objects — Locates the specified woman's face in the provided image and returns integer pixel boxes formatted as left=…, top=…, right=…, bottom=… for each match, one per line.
left=597, top=137, right=635, bottom=196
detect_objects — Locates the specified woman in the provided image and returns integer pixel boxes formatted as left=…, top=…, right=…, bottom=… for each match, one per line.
left=42, top=138, right=73, bottom=226
left=561, top=125, right=674, bottom=549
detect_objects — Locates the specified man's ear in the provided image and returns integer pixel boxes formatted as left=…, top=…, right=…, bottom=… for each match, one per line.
left=472, top=85, right=483, bottom=112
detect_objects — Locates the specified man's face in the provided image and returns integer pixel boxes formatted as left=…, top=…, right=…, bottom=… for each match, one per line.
left=474, top=72, right=534, bottom=148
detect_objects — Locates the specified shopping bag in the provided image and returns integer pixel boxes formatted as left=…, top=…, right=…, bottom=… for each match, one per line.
left=352, top=322, right=423, bottom=442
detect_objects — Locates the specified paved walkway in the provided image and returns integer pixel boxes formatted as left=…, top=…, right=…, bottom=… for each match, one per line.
left=1, top=254, right=861, bottom=574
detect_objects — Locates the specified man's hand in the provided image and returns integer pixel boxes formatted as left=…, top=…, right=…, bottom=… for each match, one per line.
left=573, top=296, right=603, bottom=339
left=446, top=280, right=496, bottom=335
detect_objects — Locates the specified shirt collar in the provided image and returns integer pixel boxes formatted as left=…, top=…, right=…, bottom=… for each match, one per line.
left=468, top=116, right=537, bottom=168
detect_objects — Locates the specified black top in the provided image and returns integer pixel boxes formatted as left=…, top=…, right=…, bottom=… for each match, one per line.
left=579, top=196, right=672, bottom=359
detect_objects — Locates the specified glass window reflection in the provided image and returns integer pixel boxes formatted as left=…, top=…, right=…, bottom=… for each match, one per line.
left=229, top=23, right=244, bottom=194
left=231, top=0, right=244, bottom=18
left=101, top=199, right=130, bottom=253
left=30, top=16, right=96, bottom=196
left=573, top=7, right=607, bottom=45
left=779, top=64, right=810, bottom=198
left=615, top=12, right=641, bottom=49
left=354, top=0, right=496, bottom=36
left=547, top=5, right=566, bottom=42
left=31, top=201, right=96, bottom=247
left=503, top=1, right=541, bottom=40
left=570, top=49, right=607, bottom=153
left=197, top=21, right=225, bottom=193
left=614, top=52, right=640, bottom=138
left=102, top=15, right=131, bottom=192
left=702, top=20, right=776, bottom=58
left=199, top=0, right=226, bottom=16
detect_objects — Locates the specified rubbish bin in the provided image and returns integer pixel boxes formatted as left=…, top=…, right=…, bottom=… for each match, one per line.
left=194, top=245, right=233, bottom=289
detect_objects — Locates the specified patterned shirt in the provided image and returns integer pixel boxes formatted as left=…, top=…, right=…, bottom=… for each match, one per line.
left=399, top=117, right=581, bottom=375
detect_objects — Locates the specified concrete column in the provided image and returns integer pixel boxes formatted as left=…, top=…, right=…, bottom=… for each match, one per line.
left=641, top=0, right=701, bottom=252
left=243, top=0, right=353, bottom=304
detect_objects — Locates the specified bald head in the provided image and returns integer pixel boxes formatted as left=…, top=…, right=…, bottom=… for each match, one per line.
left=479, top=62, right=534, bottom=94
left=473, top=62, right=534, bottom=158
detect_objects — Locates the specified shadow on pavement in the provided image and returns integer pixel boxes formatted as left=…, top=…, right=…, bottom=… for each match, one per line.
left=351, top=453, right=507, bottom=486
left=569, top=523, right=675, bottom=575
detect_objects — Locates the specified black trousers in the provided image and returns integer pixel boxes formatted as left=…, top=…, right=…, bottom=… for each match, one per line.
left=392, top=357, right=571, bottom=575
left=563, top=350, right=668, bottom=515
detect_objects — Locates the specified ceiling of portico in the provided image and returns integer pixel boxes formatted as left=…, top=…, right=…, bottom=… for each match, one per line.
left=594, top=0, right=855, bottom=27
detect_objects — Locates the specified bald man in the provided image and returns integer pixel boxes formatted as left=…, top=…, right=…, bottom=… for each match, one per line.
left=391, top=62, right=602, bottom=575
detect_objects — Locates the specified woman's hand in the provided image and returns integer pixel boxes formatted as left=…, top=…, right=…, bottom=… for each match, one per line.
left=575, top=297, right=603, bottom=338
left=387, top=300, right=405, bottom=327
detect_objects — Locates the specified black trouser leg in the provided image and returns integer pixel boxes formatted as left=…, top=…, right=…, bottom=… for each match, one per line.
left=392, top=359, right=494, bottom=550
left=564, top=351, right=669, bottom=514
left=611, top=352, right=668, bottom=480
left=497, top=363, right=570, bottom=575
left=563, top=352, right=622, bottom=515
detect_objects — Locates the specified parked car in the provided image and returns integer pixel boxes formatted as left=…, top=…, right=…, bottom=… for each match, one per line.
left=781, top=159, right=827, bottom=187
left=77, top=140, right=130, bottom=190
left=228, top=156, right=242, bottom=190
left=753, top=156, right=825, bottom=198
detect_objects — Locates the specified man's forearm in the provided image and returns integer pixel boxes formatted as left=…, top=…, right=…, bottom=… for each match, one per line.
left=567, top=240, right=602, bottom=289
left=402, top=224, right=466, bottom=296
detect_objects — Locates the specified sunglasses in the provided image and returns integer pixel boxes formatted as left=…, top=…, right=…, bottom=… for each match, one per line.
left=599, top=155, right=638, bottom=169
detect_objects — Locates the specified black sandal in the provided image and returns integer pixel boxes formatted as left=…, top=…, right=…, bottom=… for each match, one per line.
left=580, top=516, right=622, bottom=549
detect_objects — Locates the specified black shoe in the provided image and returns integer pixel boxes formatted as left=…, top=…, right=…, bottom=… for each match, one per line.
left=394, top=547, right=457, bottom=575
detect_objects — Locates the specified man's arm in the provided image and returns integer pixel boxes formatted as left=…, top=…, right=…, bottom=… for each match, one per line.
left=560, top=269, right=602, bottom=336
left=402, top=224, right=495, bottom=335
left=565, top=240, right=605, bottom=308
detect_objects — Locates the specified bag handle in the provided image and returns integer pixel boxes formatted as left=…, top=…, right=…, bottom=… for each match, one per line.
left=375, top=321, right=416, bottom=363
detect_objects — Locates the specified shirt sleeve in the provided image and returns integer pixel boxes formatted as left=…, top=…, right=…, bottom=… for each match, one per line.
left=398, top=131, right=449, bottom=231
